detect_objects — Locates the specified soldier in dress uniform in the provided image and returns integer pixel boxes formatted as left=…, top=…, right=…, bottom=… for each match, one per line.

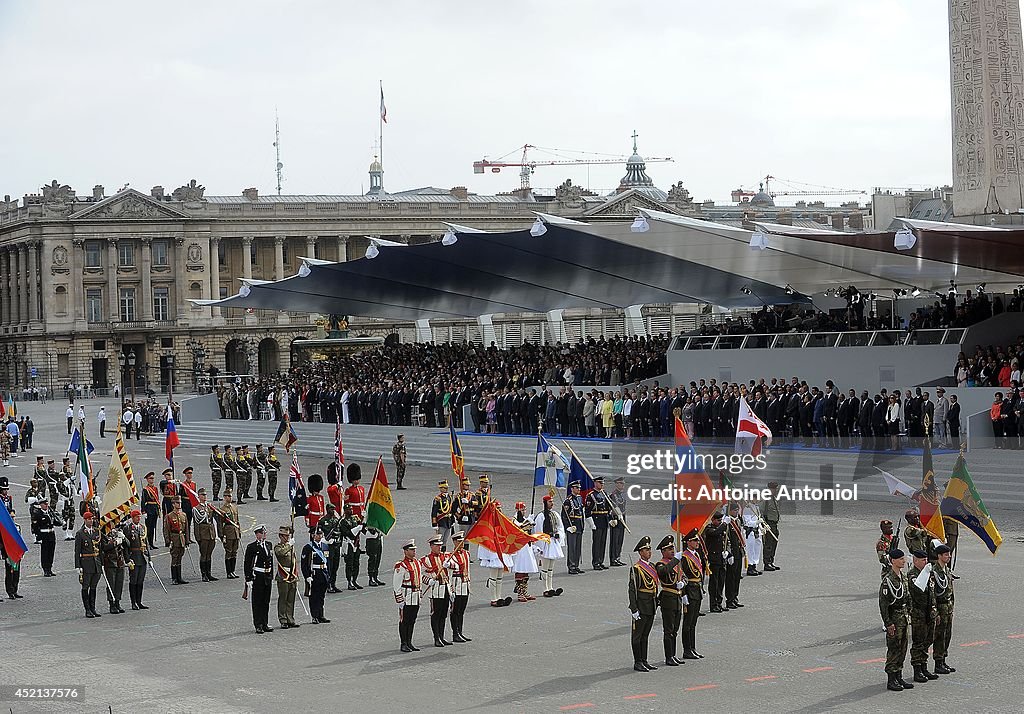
left=422, top=534, right=453, bottom=646
left=301, top=527, right=332, bottom=624
left=392, top=434, right=407, bottom=490
left=472, top=474, right=492, bottom=522
left=25, top=478, right=46, bottom=543
left=454, top=477, right=475, bottom=533
left=100, top=522, right=128, bottom=613
left=305, top=474, right=325, bottom=537
left=431, top=480, right=455, bottom=550
left=180, top=467, right=198, bottom=524
left=931, top=544, right=957, bottom=675
left=56, top=463, right=77, bottom=541
left=121, top=509, right=149, bottom=610
left=193, top=488, right=219, bottom=582
left=394, top=538, right=422, bottom=652
left=724, top=503, right=746, bottom=609
left=760, top=482, right=781, bottom=571
left=318, top=504, right=343, bottom=593
left=879, top=548, right=914, bottom=691
left=876, top=519, right=895, bottom=577
left=655, top=535, right=685, bottom=667
left=159, top=468, right=178, bottom=517
left=31, top=499, right=58, bottom=577
left=585, top=476, right=611, bottom=570
left=0, top=476, right=13, bottom=516
left=907, top=549, right=939, bottom=683
left=446, top=531, right=472, bottom=642
left=628, top=535, right=659, bottom=672
left=34, top=456, right=53, bottom=509
left=266, top=446, right=281, bottom=502
left=236, top=445, right=253, bottom=502
left=561, top=481, right=585, bottom=575
left=274, top=525, right=301, bottom=629
left=607, top=476, right=628, bottom=567
left=702, top=511, right=728, bottom=612
left=532, top=494, right=565, bottom=598
left=339, top=503, right=364, bottom=590
left=141, top=472, right=160, bottom=549
left=679, top=529, right=705, bottom=659
left=253, top=444, right=269, bottom=500
left=163, top=497, right=191, bottom=585
left=344, top=463, right=366, bottom=519
left=243, top=524, right=275, bottom=633
left=221, top=445, right=237, bottom=497
left=902, top=509, right=929, bottom=556
left=74, top=511, right=103, bottom=618
left=44, top=459, right=60, bottom=511
left=365, top=524, right=385, bottom=587
left=1, top=515, right=23, bottom=599
left=216, top=489, right=241, bottom=579
left=209, top=446, right=224, bottom=501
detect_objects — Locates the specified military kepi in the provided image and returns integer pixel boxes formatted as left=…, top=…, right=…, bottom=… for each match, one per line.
left=656, top=535, right=674, bottom=550
left=633, top=535, right=652, bottom=552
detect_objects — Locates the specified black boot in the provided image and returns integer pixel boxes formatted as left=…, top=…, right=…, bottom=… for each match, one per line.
left=201, top=561, right=210, bottom=583
left=923, top=665, right=938, bottom=680
left=89, top=591, right=101, bottom=617
left=933, top=661, right=953, bottom=675
left=897, top=673, right=914, bottom=689
left=913, top=665, right=928, bottom=683
left=130, top=584, right=140, bottom=610
left=887, top=673, right=903, bottom=691
left=207, top=562, right=218, bottom=582
left=83, top=590, right=94, bottom=618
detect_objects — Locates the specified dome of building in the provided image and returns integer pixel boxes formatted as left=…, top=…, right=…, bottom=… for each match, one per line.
left=369, top=157, right=383, bottom=172
left=750, top=183, right=775, bottom=207
left=611, top=134, right=668, bottom=201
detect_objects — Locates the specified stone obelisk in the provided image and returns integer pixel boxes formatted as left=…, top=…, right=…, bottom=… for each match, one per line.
left=949, top=0, right=1024, bottom=222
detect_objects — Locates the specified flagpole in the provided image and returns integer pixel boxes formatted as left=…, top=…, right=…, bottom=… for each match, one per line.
left=531, top=420, right=542, bottom=515
left=378, top=79, right=384, bottom=169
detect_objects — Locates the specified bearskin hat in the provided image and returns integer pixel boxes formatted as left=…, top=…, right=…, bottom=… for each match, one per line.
left=308, top=473, right=324, bottom=493
left=347, top=463, right=362, bottom=484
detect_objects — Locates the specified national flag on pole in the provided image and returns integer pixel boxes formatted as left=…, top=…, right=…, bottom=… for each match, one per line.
left=941, top=454, right=1002, bottom=554
left=917, top=438, right=945, bottom=542
left=449, top=422, right=465, bottom=482
left=335, top=417, right=345, bottom=468
left=534, top=433, right=567, bottom=488
left=0, top=495, right=28, bottom=564
left=365, top=456, right=397, bottom=535
left=6, top=395, right=15, bottom=419
left=288, top=452, right=307, bottom=517
left=465, top=500, right=540, bottom=571
left=875, top=467, right=917, bottom=499
left=735, top=396, right=772, bottom=457
left=379, top=82, right=387, bottom=123
left=180, top=480, right=200, bottom=509
left=671, top=417, right=722, bottom=536
left=0, top=396, right=6, bottom=419
left=562, top=441, right=595, bottom=499
left=99, top=429, right=137, bottom=533
left=73, top=423, right=93, bottom=500
left=165, top=405, right=180, bottom=467
left=275, top=417, right=298, bottom=452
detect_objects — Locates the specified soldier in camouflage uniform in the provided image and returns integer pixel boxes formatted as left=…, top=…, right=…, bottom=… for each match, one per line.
left=57, top=464, right=78, bottom=540
left=318, top=504, right=343, bottom=593
left=902, top=509, right=929, bottom=558
left=878, top=548, right=914, bottom=692
left=931, top=543, right=957, bottom=675
left=875, top=519, right=894, bottom=578
left=907, top=550, right=939, bottom=683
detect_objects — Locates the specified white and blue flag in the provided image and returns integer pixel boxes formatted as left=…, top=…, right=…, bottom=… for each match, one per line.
left=534, top=433, right=568, bottom=488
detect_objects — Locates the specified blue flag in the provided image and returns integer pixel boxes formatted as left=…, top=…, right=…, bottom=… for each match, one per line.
left=67, top=430, right=95, bottom=457
left=534, top=433, right=567, bottom=488
left=562, top=441, right=595, bottom=498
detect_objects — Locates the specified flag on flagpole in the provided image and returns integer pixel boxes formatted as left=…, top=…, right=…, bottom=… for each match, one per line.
left=917, top=438, right=945, bottom=542
left=561, top=441, right=595, bottom=498
left=165, top=405, right=180, bottom=467
left=534, top=433, right=568, bottom=488
left=6, top=394, right=15, bottom=419
left=735, top=396, right=772, bottom=457
left=380, top=82, right=387, bottom=123
left=275, top=417, right=298, bottom=452
left=875, top=467, right=917, bottom=499
left=465, top=500, right=540, bottom=571
left=335, top=417, right=345, bottom=468
left=671, top=416, right=722, bottom=536
left=365, top=456, right=397, bottom=535
left=99, top=429, right=137, bottom=533
left=449, top=421, right=465, bottom=482
left=74, top=423, right=93, bottom=500
left=0, top=495, right=28, bottom=564
left=0, top=395, right=6, bottom=419
left=288, top=452, right=308, bottom=517
left=941, top=454, right=1002, bottom=554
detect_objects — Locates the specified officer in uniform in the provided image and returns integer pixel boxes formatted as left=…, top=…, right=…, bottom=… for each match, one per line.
left=33, top=456, right=52, bottom=509
left=180, top=467, right=198, bottom=524
left=454, top=477, right=475, bottom=533
left=430, top=480, right=455, bottom=550
left=879, top=548, right=914, bottom=691
left=607, top=476, right=628, bottom=566
left=100, top=522, right=128, bottom=613
left=141, top=472, right=160, bottom=549
left=209, top=446, right=224, bottom=501
left=216, top=489, right=241, bottom=579
left=628, top=535, right=659, bottom=672
left=74, top=511, right=103, bottom=618
left=340, top=503, right=364, bottom=590
left=31, top=499, right=59, bottom=576
left=702, top=511, right=728, bottom=612
left=931, top=544, right=956, bottom=675
left=121, top=508, right=149, bottom=610
left=365, top=524, right=384, bottom=587
left=266, top=446, right=281, bottom=502
left=761, top=481, right=781, bottom=571
left=392, top=434, right=407, bottom=490
left=163, top=497, right=191, bottom=585
left=57, top=463, right=77, bottom=541
left=318, top=504, right=343, bottom=593
left=585, top=476, right=611, bottom=570
left=902, top=509, right=929, bottom=557
left=679, top=529, right=705, bottom=659
left=473, top=474, right=491, bottom=522
left=193, top=488, right=219, bottom=582
left=394, top=538, right=423, bottom=652
left=876, top=519, right=895, bottom=577
left=274, top=525, right=301, bottom=629
left=446, top=531, right=472, bottom=642
left=344, top=464, right=366, bottom=519
left=724, top=502, right=746, bottom=609
left=221, top=445, right=237, bottom=497
left=159, top=468, right=178, bottom=517
left=243, top=524, right=275, bottom=633
left=301, top=527, right=332, bottom=624
left=908, top=550, right=939, bottom=683
left=422, top=534, right=453, bottom=647
left=561, top=481, right=585, bottom=575
left=236, top=446, right=253, bottom=502
left=655, top=535, right=684, bottom=667
left=253, top=444, right=269, bottom=500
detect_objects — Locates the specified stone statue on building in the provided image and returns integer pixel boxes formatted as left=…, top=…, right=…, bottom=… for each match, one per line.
left=172, top=179, right=206, bottom=203
left=667, top=181, right=692, bottom=205
left=555, top=179, right=585, bottom=205
left=328, top=314, right=349, bottom=338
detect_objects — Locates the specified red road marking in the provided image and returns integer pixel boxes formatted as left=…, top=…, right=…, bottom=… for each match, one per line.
left=559, top=704, right=594, bottom=711
left=802, top=666, right=834, bottom=673
left=746, top=675, right=777, bottom=682
left=623, top=694, right=657, bottom=700
left=857, top=658, right=886, bottom=664
left=1007, top=634, right=1024, bottom=639
left=960, top=640, right=990, bottom=647
left=685, top=684, right=719, bottom=692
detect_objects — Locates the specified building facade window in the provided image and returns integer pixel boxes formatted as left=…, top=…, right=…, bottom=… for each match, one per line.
left=55, top=285, right=68, bottom=315
left=86, top=288, right=103, bottom=322
left=220, top=286, right=229, bottom=299
left=153, top=286, right=170, bottom=321
left=118, top=241, right=135, bottom=267
left=282, top=243, right=289, bottom=265
left=152, top=240, right=169, bottom=266
left=251, top=241, right=259, bottom=265
left=85, top=241, right=103, bottom=267
left=119, top=287, right=136, bottom=321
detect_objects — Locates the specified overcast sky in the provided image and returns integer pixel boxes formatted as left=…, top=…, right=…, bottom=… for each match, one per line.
left=0, top=0, right=958, bottom=204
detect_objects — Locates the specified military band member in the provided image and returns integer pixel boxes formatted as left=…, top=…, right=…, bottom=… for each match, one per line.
left=431, top=480, right=455, bottom=549
left=365, top=525, right=384, bottom=587
left=902, top=509, right=929, bottom=557
left=266, top=446, right=281, bottom=502
left=253, top=444, right=269, bottom=500
left=760, top=481, right=782, bottom=571
left=654, top=535, right=684, bottom=667
left=32, top=500, right=58, bottom=577
left=422, top=534, right=453, bottom=646
left=876, top=519, right=895, bottom=577
left=679, top=529, right=705, bottom=659
left=585, top=476, right=611, bottom=570
left=122, top=509, right=149, bottom=610
left=394, top=539, right=422, bottom=652
left=159, top=468, right=179, bottom=517
left=879, top=548, right=914, bottom=691
left=628, top=536, right=659, bottom=672
left=57, top=464, right=77, bottom=541
left=344, top=464, right=366, bottom=519
left=141, top=472, right=160, bottom=549
left=561, top=481, right=585, bottom=575
left=907, top=550, right=939, bottom=683
left=221, top=445, right=237, bottom=496
left=101, top=523, right=128, bottom=613
left=301, top=527, right=332, bottom=624
left=532, top=494, right=565, bottom=598
left=447, top=531, right=472, bottom=642
left=608, top=476, right=628, bottom=566
left=318, top=504, right=343, bottom=593
left=931, top=544, right=956, bottom=675
left=392, top=434, right=407, bottom=490
left=454, top=477, right=475, bottom=532
left=164, top=497, right=191, bottom=585
left=210, top=446, right=224, bottom=501
left=215, top=489, right=241, bottom=579
left=75, top=511, right=103, bottom=618
left=193, top=488, right=219, bottom=582
left=339, top=503, right=364, bottom=590
left=724, top=503, right=746, bottom=609
left=274, top=525, right=301, bottom=629
left=305, top=474, right=325, bottom=536
left=244, top=524, right=275, bottom=633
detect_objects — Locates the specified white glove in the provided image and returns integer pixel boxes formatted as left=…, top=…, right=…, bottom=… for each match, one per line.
left=352, top=524, right=364, bottom=537
left=676, top=581, right=685, bottom=590
left=630, top=610, right=640, bottom=621
left=726, top=554, right=735, bottom=566
left=567, top=526, right=577, bottom=534
left=723, top=515, right=733, bottom=524
left=245, top=580, right=254, bottom=587
left=288, top=537, right=295, bottom=546
left=609, top=519, right=619, bottom=528
left=305, top=577, right=312, bottom=585
left=682, top=595, right=689, bottom=606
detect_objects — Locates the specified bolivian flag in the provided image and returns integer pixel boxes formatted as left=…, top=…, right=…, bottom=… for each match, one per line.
left=941, top=454, right=1002, bottom=554
left=364, top=456, right=396, bottom=535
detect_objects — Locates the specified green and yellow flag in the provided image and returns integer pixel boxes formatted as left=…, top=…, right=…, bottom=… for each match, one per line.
left=364, top=456, right=396, bottom=535
left=941, top=454, right=1002, bottom=554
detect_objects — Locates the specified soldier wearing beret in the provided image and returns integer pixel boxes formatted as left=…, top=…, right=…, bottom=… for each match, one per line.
left=931, top=543, right=957, bottom=675
left=879, top=548, right=913, bottom=691
left=627, top=536, right=658, bottom=672
left=876, top=519, right=895, bottom=578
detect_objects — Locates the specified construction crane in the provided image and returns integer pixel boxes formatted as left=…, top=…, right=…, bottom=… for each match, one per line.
left=473, top=136, right=672, bottom=191
left=763, top=175, right=867, bottom=198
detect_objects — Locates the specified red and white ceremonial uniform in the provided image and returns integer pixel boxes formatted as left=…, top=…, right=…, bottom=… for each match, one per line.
left=344, top=484, right=366, bottom=519
left=305, top=493, right=325, bottom=532
left=393, top=556, right=422, bottom=606
left=446, top=547, right=472, bottom=597
left=420, top=551, right=453, bottom=599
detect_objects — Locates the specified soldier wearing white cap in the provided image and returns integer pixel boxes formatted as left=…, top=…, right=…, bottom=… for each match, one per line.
left=394, top=539, right=422, bottom=652
left=421, top=535, right=453, bottom=647
left=446, top=531, right=472, bottom=643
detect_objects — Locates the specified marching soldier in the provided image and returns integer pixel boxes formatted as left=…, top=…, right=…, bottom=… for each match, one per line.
left=253, top=444, right=269, bottom=500
left=931, top=544, right=956, bottom=675
left=163, top=497, right=191, bottom=585
left=607, top=476, right=628, bottom=567
left=394, top=538, right=422, bottom=652
left=879, top=548, right=914, bottom=691
left=74, top=511, right=103, bottom=618
left=100, top=522, right=128, bottom=613
left=365, top=524, right=385, bottom=587
left=421, top=534, right=453, bottom=646
left=215, top=489, right=241, bottom=578
left=655, top=535, right=684, bottom=667
left=724, top=502, right=746, bottom=609
left=876, top=519, right=895, bottom=577
left=210, top=445, right=224, bottom=501
left=221, top=445, right=237, bottom=497
left=447, top=531, right=472, bottom=642
left=585, top=476, right=611, bottom=570
left=908, top=550, right=939, bottom=683
left=532, top=494, right=565, bottom=598
left=121, top=509, right=149, bottom=610
left=628, top=535, right=658, bottom=672
left=301, top=527, right=332, bottom=624
left=339, top=503, right=364, bottom=590
left=561, top=480, right=585, bottom=575
left=141, top=472, right=160, bottom=549
left=159, top=468, right=178, bottom=517
left=392, top=434, right=407, bottom=490
left=902, top=509, right=929, bottom=557
left=702, top=511, right=727, bottom=612
left=32, top=500, right=59, bottom=577
left=454, top=477, right=475, bottom=533
left=344, top=464, right=366, bottom=519
left=679, top=529, right=705, bottom=659
left=243, top=524, right=275, bottom=633
left=193, top=488, right=219, bottom=582
left=274, top=525, right=301, bottom=629
left=318, top=504, right=343, bottom=593
left=430, top=480, right=455, bottom=550
left=266, top=446, right=281, bottom=502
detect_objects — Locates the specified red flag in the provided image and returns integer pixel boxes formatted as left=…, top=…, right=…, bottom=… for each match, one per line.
left=735, top=396, right=772, bottom=457
left=0, top=396, right=6, bottom=419
left=180, top=480, right=200, bottom=509
left=671, top=417, right=724, bottom=536
left=465, top=501, right=539, bottom=571
left=165, top=405, right=180, bottom=466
